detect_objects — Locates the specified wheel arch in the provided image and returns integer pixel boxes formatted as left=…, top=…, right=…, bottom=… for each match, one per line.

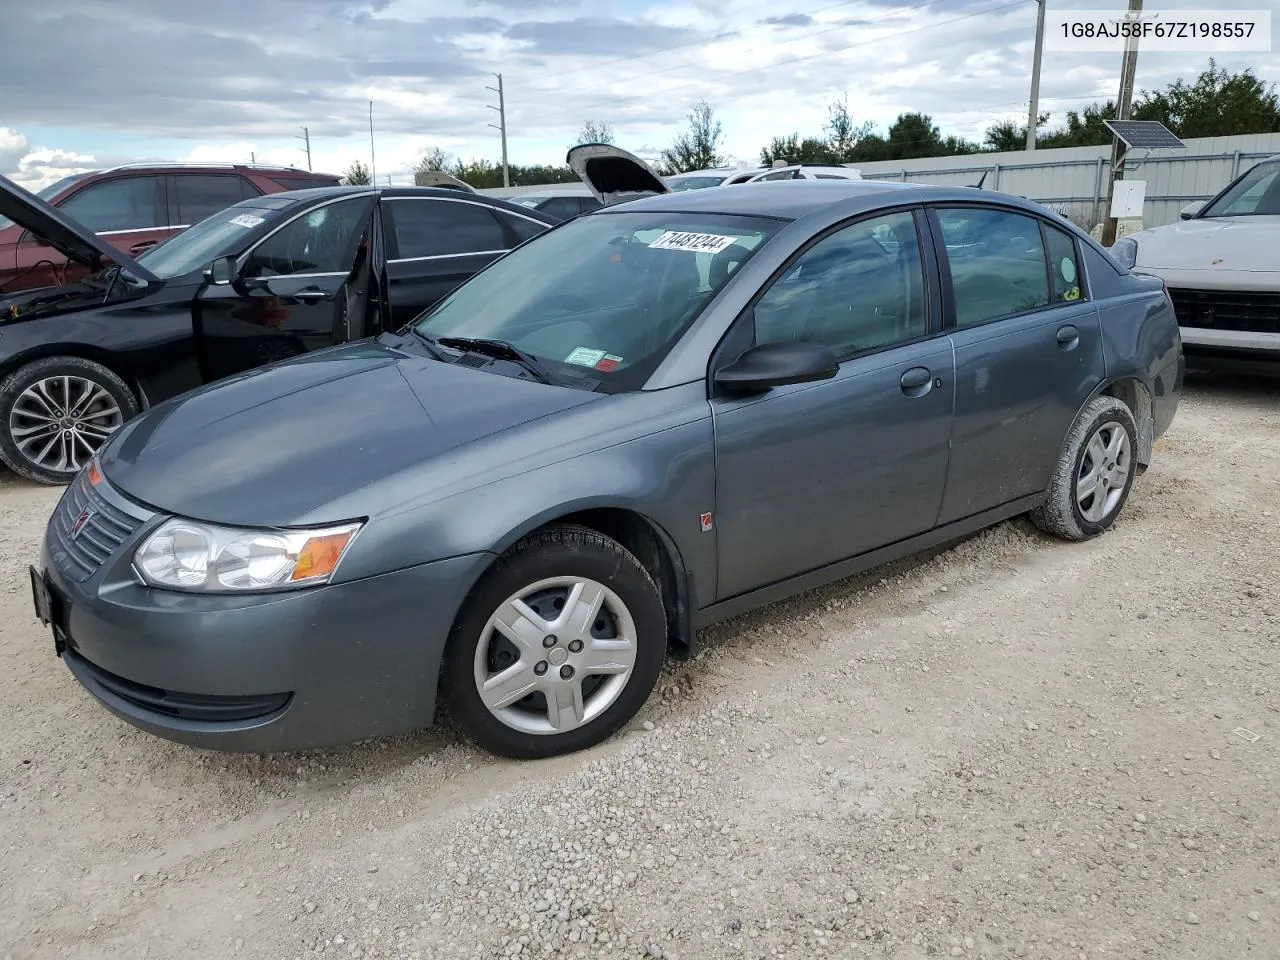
left=0, top=344, right=149, bottom=409
left=483, top=502, right=697, bottom=656
left=1091, top=376, right=1154, bottom=470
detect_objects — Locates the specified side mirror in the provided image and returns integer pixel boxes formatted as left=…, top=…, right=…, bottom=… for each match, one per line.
left=203, top=255, right=237, bottom=285
left=1179, top=200, right=1205, bottom=220
left=714, top=340, right=839, bottom=394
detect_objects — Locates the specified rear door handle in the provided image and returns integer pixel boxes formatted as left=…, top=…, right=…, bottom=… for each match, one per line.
left=294, top=288, right=330, bottom=303
left=1056, top=325, right=1080, bottom=348
left=900, top=366, right=932, bottom=397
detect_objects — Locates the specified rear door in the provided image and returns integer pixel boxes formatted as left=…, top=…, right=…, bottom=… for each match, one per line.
left=194, top=193, right=376, bottom=382
left=380, top=196, right=546, bottom=326
left=931, top=204, right=1104, bottom=524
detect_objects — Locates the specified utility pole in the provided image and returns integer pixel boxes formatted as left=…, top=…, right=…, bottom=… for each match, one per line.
left=296, top=126, right=312, bottom=170
left=487, top=73, right=510, bottom=188
left=1025, top=0, right=1046, bottom=151
left=1101, top=0, right=1144, bottom=247
left=250, top=151, right=256, bottom=164
left=369, top=101, right=377, bottom=187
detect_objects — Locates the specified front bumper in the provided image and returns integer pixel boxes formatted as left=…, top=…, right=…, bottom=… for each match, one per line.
left=38, top=476, right=492, bottom=752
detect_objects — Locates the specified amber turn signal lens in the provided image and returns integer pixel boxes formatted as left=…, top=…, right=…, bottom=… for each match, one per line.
left=291, top=531, right=356, bottom=582
left=87, top=461, right=103, bottom=487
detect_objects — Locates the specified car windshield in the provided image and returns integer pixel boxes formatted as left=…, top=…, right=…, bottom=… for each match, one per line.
left=1200, top=160, right=1280, bottom=217
left=0, top=173, right=93, bottom=229
left=414, top=211, right=781, bottom=392
left=665, top=175, right=729, bottom=192
left=136, top=204, right=282, bottom=279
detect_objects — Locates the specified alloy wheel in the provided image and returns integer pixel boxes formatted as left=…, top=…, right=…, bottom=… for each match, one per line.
left=473, top=576, right=638, bottom=735
left=9, top=376, right=124, bottom=474
left=1076, top=419, right=1131, bottom=524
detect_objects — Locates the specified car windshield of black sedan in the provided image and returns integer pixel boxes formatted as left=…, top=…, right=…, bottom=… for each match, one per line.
left=413, top=211, right=780, bottom=390
left=135, top=204, right=283, bottom=279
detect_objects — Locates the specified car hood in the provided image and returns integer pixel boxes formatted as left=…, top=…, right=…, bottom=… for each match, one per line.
left=567, top=143, right=669, bottom=206
left=1131, top=215, right=1280, bottom=273
left=98, top=337, right=602, bottom=527
left=0, top=173, right=158, bottom=282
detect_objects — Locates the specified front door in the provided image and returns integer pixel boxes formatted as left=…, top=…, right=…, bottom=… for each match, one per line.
left=380, top=196, right=546, bottom=327
left=711, top=209, right=955, bottom=600
left=929, top=204, right=1105, bottom=524
left=194, top=194, right=375, bottom=382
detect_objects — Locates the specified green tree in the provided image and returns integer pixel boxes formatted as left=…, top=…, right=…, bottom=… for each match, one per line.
left=660, top=99, right=724, bottom=174
left=574, top=120, right=616, bottom=146
left=883, top=113, right=977, bottom=159
left=760, top=133, right=835, bottom=166
left=341, top=160, right=371, bottom=185
left=1136, top=59, right=1279, bottom=138
left=825, top=94, right=875, bottom=162
left=983, top=112, right=1051, bottom=152
left=414, top=147, right=450, bottom=173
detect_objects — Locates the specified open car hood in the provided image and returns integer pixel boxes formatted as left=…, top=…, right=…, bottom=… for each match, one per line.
left=567, top=144, right=669, bottom=206
left=0, top=173, right=158, bottom=282
left=412, top=170, right=476, bottom=192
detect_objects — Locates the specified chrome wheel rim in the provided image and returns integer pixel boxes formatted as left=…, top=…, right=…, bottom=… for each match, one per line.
left=9, top=376, right=123, bottom=474
left=1076, top=420, right=1131, bottom=524
left=473, top=576, right=637, bottom=736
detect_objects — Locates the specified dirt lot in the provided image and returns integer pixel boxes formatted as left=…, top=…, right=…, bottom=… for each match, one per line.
left=1, top=376, right=1277, bottom=960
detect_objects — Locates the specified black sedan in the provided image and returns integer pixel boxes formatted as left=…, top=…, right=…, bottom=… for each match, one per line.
left=0, top=177, right=556, bottom=484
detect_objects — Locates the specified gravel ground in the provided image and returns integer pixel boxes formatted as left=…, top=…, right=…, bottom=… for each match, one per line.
left=1, top=375, right=1277, bottom=960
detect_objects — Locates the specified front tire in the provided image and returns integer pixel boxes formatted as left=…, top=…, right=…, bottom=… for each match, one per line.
left=0, top=356, right=138, bottom=485
left=441, top=524, right=667, bottom=759
left=1031, top=395, right=1138, bottom=541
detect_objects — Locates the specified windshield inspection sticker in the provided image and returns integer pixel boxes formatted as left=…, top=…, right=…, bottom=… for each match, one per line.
left=229, top=213, right=265, bottom=229
left=595, top=354, right=623, bottom=373
left=648, top=231, right=740, bottom=254
left=565, top=347, right=607, bottom=367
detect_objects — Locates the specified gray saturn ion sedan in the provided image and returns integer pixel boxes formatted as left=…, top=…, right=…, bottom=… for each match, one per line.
left=32, top=154, right=1184, bottom=759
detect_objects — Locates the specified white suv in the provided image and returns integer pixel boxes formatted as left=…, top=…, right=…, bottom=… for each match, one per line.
left=743, top=164, right=863, bottom=183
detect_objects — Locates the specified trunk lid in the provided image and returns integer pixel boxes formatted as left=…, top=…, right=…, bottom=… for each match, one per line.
left=567, top=144, right=669, bottom=206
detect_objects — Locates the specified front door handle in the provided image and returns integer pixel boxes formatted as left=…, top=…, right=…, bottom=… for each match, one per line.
left=294, top=288, right=330, bottom=303
left=900, top=366, right=933, bottom=397
left=1056, top=325, right=1080, bottom=348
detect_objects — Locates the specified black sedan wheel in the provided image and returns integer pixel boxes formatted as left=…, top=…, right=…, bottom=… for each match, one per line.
left=442, top=524, right=666, bottom=759
left=0, top=356, right=138, bottom=485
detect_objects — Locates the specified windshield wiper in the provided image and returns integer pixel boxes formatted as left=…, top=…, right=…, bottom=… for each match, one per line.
left=433, top=336, right=556, bottom=385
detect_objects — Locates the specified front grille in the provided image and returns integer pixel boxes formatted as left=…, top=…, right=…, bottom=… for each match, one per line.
left=66, top=649, right=292, bottom=723
left=48, top=473, right=144, bottom=582
left=1168, top=288, right=1280, bottom=335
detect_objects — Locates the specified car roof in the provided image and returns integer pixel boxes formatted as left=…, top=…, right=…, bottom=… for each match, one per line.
left=596, top=179, right=1071, bottom=222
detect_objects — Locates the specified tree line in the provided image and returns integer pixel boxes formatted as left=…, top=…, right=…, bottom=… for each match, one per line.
left=345, top=60, right=1277, bottom=186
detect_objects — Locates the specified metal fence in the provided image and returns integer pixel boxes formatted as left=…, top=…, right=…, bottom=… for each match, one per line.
left=477, top=133, right=1280, bottom=231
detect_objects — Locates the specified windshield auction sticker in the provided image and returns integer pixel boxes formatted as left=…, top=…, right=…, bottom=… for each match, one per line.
left=1047, top=10, right=1271, bottom=52
left=648, top=231, right=740, bottom=254
left=229, top=213, right=266, bottom=228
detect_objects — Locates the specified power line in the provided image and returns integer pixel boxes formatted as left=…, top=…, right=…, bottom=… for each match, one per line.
left=511, top=0, right=1030, bottom=128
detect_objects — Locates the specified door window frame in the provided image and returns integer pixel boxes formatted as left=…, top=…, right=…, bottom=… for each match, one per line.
left=707, top=203, right=944, bottom=394
left=379, top=195, right=548, bottom=263
left=36, top=174, right=167, bottom=237
left=235, top=192, right=377, bottom=281
left=926, top=202, right=1092, bottom=332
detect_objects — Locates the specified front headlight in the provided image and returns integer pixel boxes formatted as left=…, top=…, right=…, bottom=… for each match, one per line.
left=134, top=519, right=362, bottom=592
left=1109, top=237, right=1138, bottom=270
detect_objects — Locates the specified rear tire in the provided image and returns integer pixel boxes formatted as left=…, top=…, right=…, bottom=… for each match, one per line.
left=441, top=524, right=666, bottom=759
left=1031, top=395, right=1138, bottom=541
left=0, top=356, right=138, bottom=485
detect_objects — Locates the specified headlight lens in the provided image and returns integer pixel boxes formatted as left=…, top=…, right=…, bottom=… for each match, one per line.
left=1110, top=237, right=1138, bottom=270
left=134, top=519, right=361, bottom=592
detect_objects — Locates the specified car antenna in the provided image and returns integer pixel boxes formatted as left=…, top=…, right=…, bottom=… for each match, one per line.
left=970, top=170, right=988, bottom=189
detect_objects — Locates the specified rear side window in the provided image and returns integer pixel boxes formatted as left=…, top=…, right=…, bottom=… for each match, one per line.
left=495, top=210, right=546, bottom=244
left=173, top=175, right=255, bottom=225
left=935, top=207, right=1050, bottom=326
left=59, top=176, right=161, bottom=232
left=1042, top=224, right=1084, bottom=303
left=390, top=199, right=507, bottom=259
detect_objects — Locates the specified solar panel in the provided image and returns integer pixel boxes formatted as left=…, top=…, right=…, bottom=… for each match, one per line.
left=1103, top=120, right=1185, bottom=150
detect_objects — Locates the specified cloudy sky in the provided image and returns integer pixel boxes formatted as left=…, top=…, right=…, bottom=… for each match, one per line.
left=3, top=0, right=1276, bottom=188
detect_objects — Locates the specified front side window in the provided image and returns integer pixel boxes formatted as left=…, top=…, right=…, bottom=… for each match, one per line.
left=936, top=207, right=1050, bottom=327
left=241, top=198, right=370, bottom=278
left=415, top=212, right=781, bottom=392
left=754, top=210, right=927, bottom=357
left=390, top=199, right=507, bottom=259
left=1200, top=161, right=1280, bottom=217
left=59, top=176, right=161, bottom=232
left=173, top=175, right=256, bottom=225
